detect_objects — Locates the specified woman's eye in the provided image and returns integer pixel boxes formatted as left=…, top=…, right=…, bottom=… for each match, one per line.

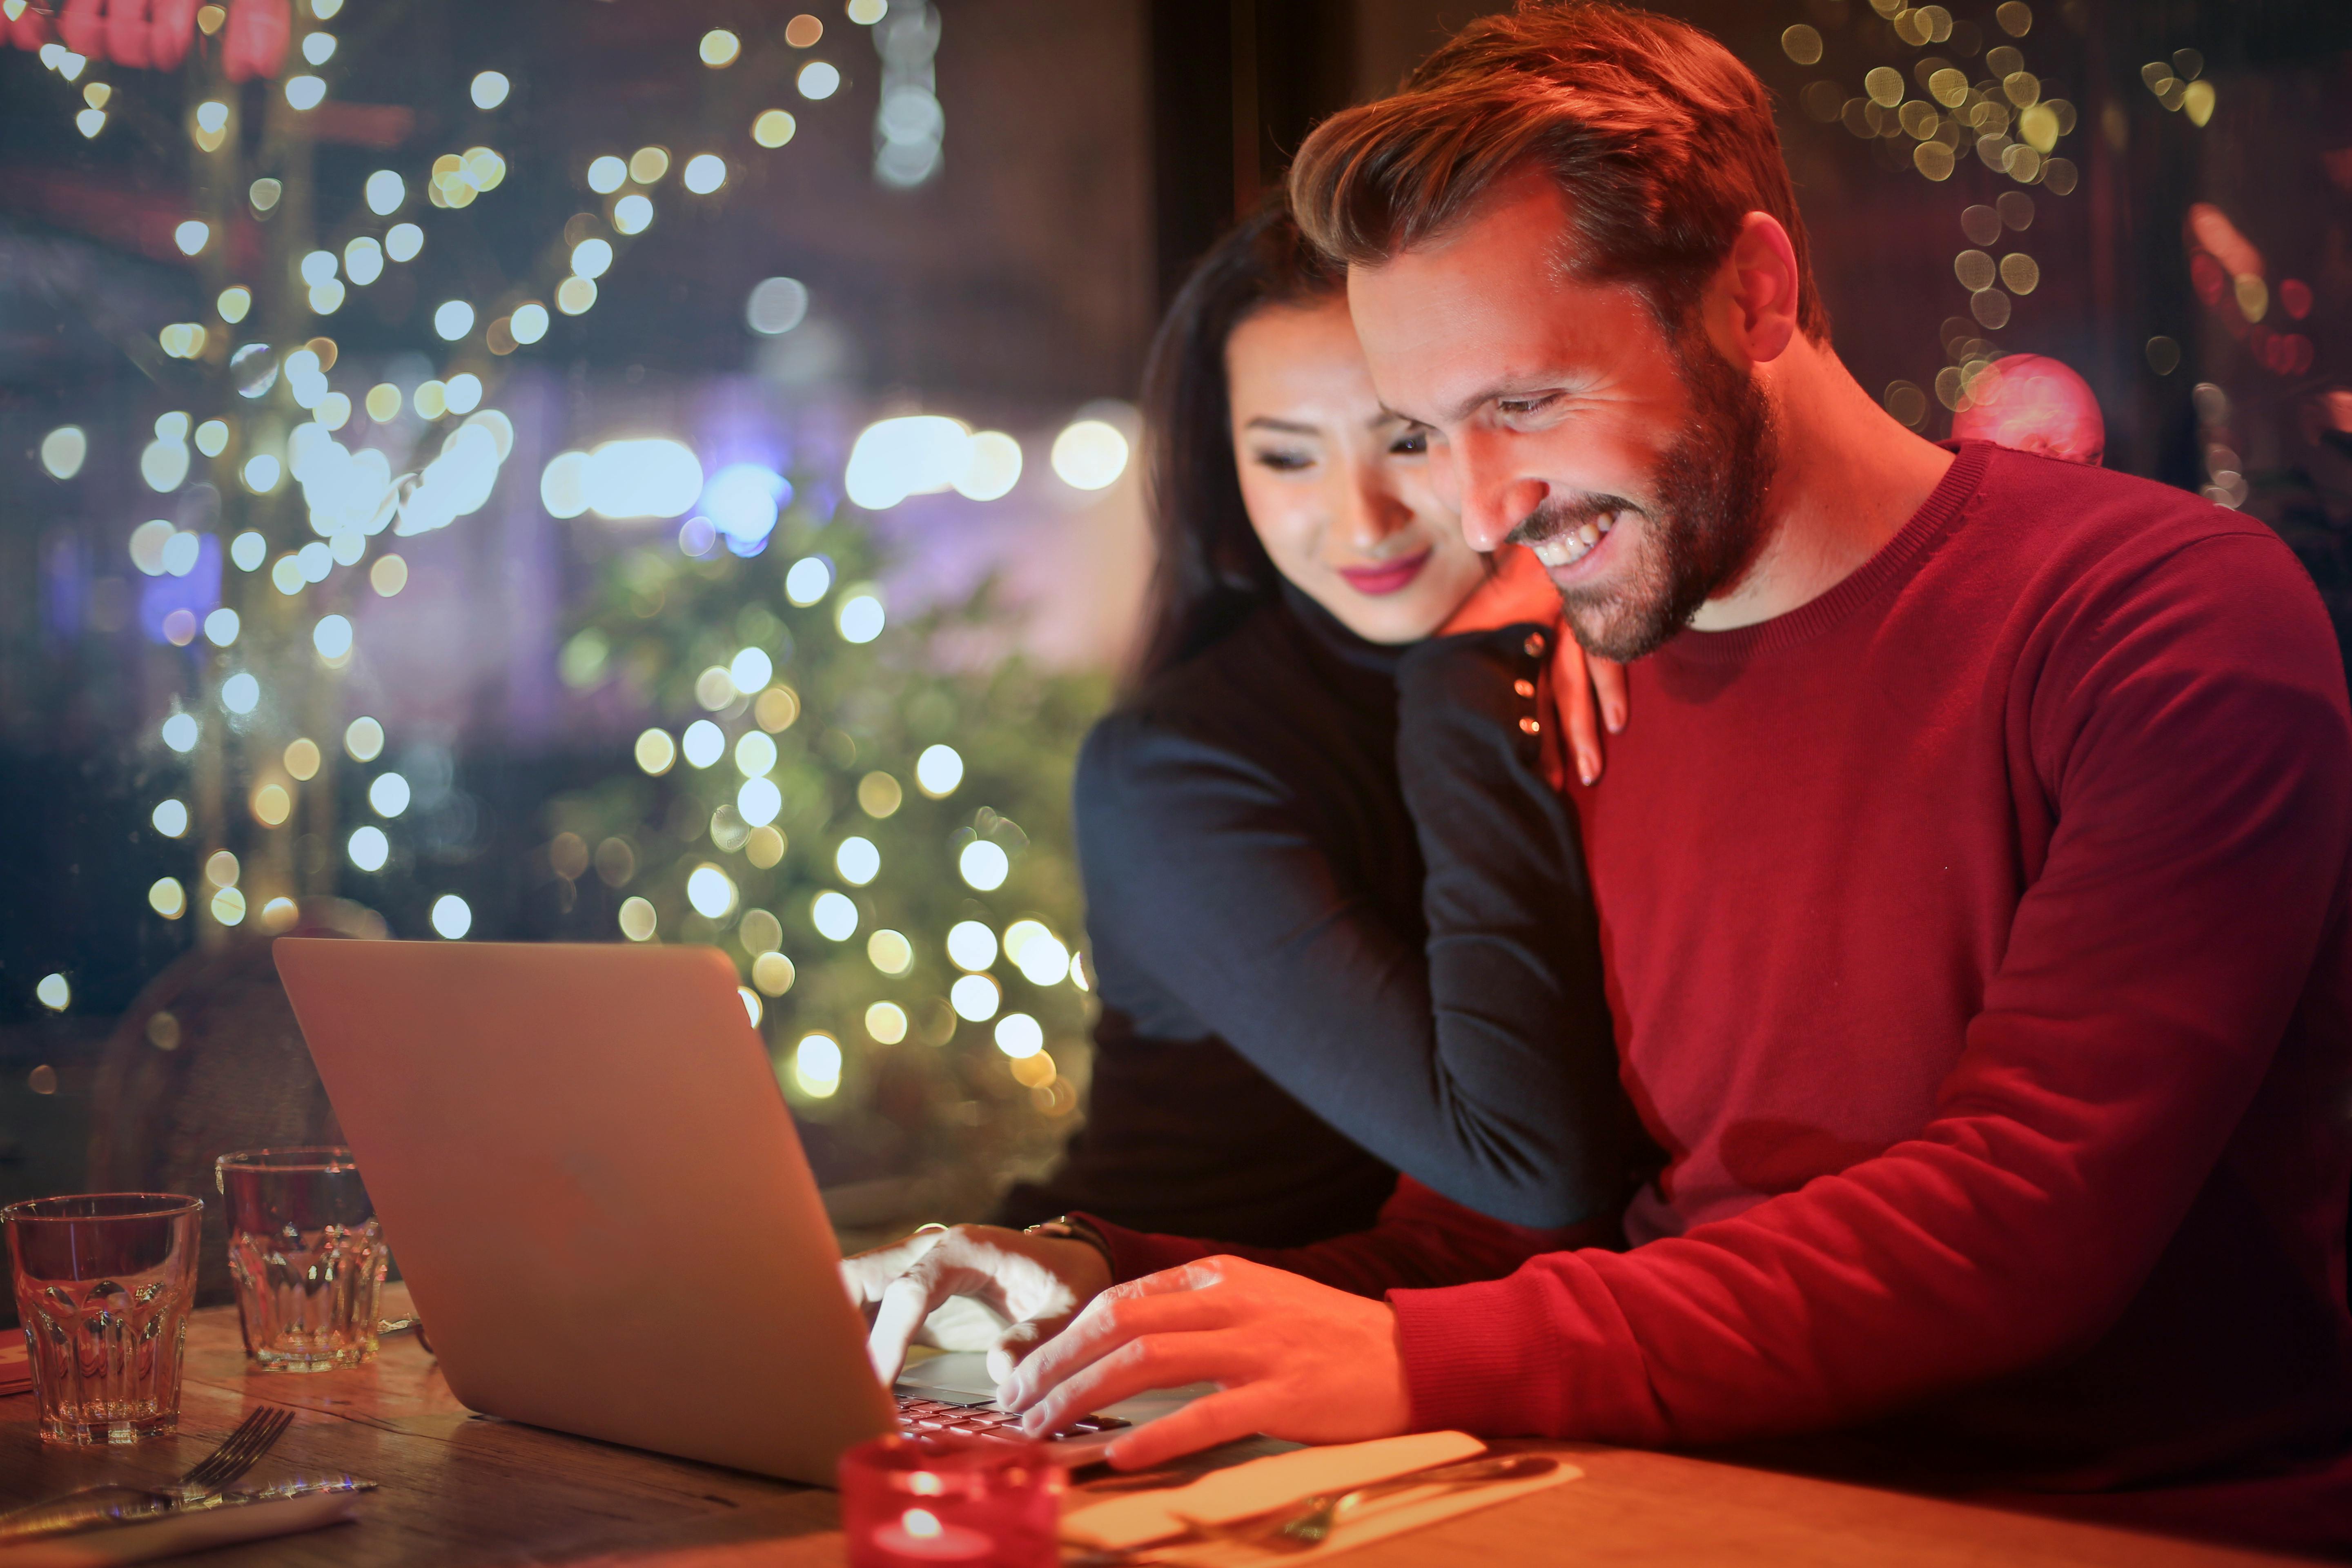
left=1388, top=430, right=1428, bottom=456
left=1250, top=449, right=1313, bottom=473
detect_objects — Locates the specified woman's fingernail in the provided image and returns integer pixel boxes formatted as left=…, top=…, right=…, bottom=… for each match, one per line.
left=1605, top=708, right=1625, bottom=733
left=1578, top=761, right=1597, bottom=786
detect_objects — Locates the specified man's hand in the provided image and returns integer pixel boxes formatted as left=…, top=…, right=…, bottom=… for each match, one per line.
left=840, top=1224, right=1112, bottom=1387
left=998, top=1256, right=1412, bottom=1469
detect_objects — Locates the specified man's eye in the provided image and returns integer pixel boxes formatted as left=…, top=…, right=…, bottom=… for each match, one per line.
left=1388, top=430, right=1428, bottom=456
left=1497, top=395, right=1558, bottom=418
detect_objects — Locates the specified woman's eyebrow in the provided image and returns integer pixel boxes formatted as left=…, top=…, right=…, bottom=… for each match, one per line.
left=1242, top=416, right=1321, bottom=435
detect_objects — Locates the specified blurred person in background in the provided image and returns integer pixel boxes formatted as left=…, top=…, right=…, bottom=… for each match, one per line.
left=864, top=199, right=1643, bottom=1375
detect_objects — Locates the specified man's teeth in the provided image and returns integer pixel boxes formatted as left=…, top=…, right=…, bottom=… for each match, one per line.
left=1530, top=514, right=1617, bottom=568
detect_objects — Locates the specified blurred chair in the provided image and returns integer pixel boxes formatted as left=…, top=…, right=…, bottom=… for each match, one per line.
left=85, top=900, right=384, bottom=1308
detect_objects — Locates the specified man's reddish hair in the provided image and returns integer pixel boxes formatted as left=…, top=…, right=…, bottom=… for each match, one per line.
left=1289, top=0, right=1831, bottom=341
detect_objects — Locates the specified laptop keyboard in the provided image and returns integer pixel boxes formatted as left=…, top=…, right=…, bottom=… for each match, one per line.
left=894, top=1390, right=1130, bottom=1442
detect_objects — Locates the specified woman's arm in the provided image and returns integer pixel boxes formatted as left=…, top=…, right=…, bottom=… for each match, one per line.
left=1077, top=626, right=1628, bottom=1227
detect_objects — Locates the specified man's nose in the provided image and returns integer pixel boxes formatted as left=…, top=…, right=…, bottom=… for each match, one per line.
left=1452, top=433, right=1545, bottom=552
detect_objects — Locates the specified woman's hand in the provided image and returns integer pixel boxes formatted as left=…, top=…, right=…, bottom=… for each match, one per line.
left=841, top=1224, right=1113, bottom=1387
left=1443, top=546, right=1628, bottom=787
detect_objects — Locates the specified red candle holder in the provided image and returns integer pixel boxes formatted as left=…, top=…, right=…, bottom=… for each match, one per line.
left=840, top=1434, right=1065, bottom=1568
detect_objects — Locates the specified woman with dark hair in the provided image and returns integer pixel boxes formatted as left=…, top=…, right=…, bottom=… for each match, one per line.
left=987, top=198, right=1634, bottom=1247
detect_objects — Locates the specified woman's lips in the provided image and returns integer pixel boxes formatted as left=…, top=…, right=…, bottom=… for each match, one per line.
left=1337, top=548, right=1433, bottom=597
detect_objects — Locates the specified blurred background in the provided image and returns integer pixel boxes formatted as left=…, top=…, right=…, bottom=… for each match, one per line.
left=2, top=0, right=2348, bottom=1289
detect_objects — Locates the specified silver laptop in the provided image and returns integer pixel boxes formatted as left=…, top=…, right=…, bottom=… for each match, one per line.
left=275, top=937, right=1147, bottom=1485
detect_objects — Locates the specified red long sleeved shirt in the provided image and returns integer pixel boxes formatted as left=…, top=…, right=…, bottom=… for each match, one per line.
left=1087, top=444, right=2352, bottom=1546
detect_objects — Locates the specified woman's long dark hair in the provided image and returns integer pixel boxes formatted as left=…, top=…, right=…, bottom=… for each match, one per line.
left=1130, top=196, right=1345, bottom=686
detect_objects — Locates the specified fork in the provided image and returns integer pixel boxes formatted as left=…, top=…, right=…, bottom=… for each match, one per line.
left=0, top=1405, right=298, bottom=1542
left=1169, top=1452, right=1559, bottom=1555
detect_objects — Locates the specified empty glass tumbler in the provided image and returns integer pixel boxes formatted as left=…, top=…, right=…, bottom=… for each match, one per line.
left=214, top=1147, right=389, bottom=1372
left=4, top=1193, right=204, bottom=1443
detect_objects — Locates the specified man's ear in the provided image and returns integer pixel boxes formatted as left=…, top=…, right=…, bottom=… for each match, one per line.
left=1705, top=212, right=1801, bottom=368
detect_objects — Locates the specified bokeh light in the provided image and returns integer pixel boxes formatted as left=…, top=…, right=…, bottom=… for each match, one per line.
left=950, top=973, right=1000, bottom=1022
left=471, top=71, right=510, bottom=109
left=1051, top=419, right=1129, bottom=490
left=837, top=592, right=885, bottom=644
left=345, top=716, right=385, bottom=762
left=682, top=720, right=725, bottom=768
left=746, top=276, right=810, bottom=336
left=946, top=920, right=998, bottom=972
left=794, top=1033, right=841, bottom=1097
left=835, top=836, right=881, bottom=885
left=993, top=1012, right=1043, bottom=1059
left=370, top=772, right=411, bottom=816
left=686, top=864, right=737, bottom=919
left=812, top=890, right=859, bottom=940
left=619, top=896, right=658, bottom=942
left=351, top=824, right=393, bottom=875
left=959, top=840, right=1009, bottom=891
left=915, top=744, right=964, bottom=797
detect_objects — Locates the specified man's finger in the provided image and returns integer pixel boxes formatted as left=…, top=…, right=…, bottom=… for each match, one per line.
left=1000, top=1285, right=1233, bottom=1412
left=1098, top=1388, right=1271, bottom=1471
left=1017, top=1330, right=1261, bottom=1438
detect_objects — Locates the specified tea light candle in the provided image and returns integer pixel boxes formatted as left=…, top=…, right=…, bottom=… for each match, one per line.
left=840, top=1432, right=1063, bottom=1568
left=868, top=1505, right=993, bottom=1562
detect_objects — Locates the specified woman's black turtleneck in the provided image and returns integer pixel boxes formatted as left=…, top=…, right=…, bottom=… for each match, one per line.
left=998, top=584, right=1629, bottom=1240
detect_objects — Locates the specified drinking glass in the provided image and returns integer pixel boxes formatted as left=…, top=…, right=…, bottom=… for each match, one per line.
left=4, top=1193, right=204, bottom=1443
left=214, top=1147, right=388, bottom=1372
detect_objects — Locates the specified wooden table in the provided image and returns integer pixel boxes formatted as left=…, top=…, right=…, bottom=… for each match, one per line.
left=0, top=1286, right=2311, bottom=1566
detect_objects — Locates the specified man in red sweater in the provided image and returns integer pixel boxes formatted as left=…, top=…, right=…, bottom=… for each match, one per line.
left=846, top=4, right=2352, bottom=1547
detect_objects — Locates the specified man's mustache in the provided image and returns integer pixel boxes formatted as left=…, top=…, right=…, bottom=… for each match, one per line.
left=1508, top=493, right=1646, bottom=548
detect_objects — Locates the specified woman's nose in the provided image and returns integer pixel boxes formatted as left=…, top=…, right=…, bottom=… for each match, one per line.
left=1337, top=466, right=1412, bottom=554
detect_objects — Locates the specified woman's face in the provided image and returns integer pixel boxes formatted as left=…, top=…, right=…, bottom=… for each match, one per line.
left=1225, top=296, right=1490, bottom=644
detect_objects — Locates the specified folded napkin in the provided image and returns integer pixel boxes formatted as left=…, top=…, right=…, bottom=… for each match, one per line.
left=1143, top=1457, right=1576, bottom=1567
left=1065, top=1432, right=1493, bottom=1551
left=0, top=1488, right=362, bottom=1568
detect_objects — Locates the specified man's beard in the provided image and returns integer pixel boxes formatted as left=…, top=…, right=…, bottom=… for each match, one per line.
left=1515, top=333, right=1778, bottom=662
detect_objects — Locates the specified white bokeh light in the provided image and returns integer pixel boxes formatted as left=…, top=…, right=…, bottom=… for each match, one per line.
left=958, top=840, right=1009, bottom=891
left=950, top=973, right=1000, bottom=1022
left=993, top=1013, right=1044, bottom=1059
left=915, top=744, right=964, bottom=798
left=682, top=719, right=725, bottom=769
left=1051, top=418, right=1130, bottom=490
left=430, top=894, right=472, bottom=938
left=784, top=556, right=833, bottom=606
left=686, top=864, right=737, bottom=919
left=835, top=836, right=880, bottom=886
left=946, top=920, right=998, bottom=972
left=348, top=825, right=389, bottom=871
left=369, top=772, right=411, bottom=817
left=811, top=890, right=859, bottom=941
